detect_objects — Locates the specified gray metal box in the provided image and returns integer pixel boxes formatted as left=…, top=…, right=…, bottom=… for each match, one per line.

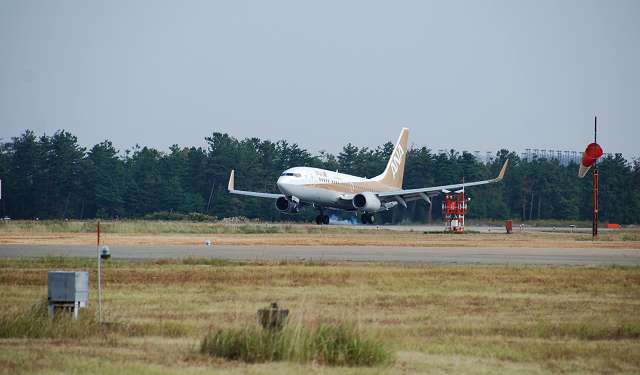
left=48, top=271, right=89, bottom=306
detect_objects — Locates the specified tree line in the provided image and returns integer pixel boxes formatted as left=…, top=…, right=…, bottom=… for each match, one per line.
left=0, top=129, right=638, bottom=224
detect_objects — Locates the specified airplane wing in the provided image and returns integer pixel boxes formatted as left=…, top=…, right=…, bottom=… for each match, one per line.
left=377, top=159, right=509, bottom=207
left=227, top=170, right=283, bottom=199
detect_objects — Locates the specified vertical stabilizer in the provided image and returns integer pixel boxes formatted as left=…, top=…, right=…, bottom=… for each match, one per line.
left=373, top=128, right=409, bottom=189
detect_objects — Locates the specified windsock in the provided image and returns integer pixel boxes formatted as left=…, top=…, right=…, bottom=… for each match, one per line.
left=578, top=142, right=603, bottom=178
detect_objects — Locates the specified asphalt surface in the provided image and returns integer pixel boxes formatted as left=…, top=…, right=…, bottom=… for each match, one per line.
left=1, top=244, right=638, bottom=266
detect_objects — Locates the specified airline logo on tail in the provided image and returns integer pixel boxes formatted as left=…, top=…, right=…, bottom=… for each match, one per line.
left=390, top=144, right=405, bottom=179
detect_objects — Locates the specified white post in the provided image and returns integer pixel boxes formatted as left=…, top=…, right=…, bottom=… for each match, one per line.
left=97, top=221, right=102, bottom=323
left=98, top=251, right=102, bottom=322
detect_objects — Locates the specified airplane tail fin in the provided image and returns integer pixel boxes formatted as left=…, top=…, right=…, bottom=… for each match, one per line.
left=373, top=128, right=409, bottom=189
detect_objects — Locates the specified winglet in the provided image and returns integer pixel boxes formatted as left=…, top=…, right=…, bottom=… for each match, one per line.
left=228, top=170, right=235, bottom=191
left=495, top=159, right=509, bottom=182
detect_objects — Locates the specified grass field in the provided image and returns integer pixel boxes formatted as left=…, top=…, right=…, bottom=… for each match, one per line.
left=1, top=257, right=639, bottom=374
left=1, top=220, right=639, bottom=248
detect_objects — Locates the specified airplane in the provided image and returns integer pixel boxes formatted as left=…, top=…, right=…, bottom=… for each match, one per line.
left=228, top=128, right=508, bottom=225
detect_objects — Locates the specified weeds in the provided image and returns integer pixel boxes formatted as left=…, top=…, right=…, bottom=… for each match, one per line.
left=311, top=323, right=391, bottom=366
left=126, top=320, right=191, bottom=337
left=1, top=259, right=639, bottom=373
left=200, top=323, right=392, bottom=367
left=0, top=220, right=365, bottom=235
left=422, top=230, right=480, bottom=235
left=0, top=256, right=128, bottom=270
left=622, top=233, right=640, bottom=241
left=576, top=233, right=638, bottom=242
left=534, top=322, right=640, bottom=340
left=0, top=298, right=193, bottom=339
left=154, top=257, right=240, bottom=267
left=0, top=299, right=103, bottom=339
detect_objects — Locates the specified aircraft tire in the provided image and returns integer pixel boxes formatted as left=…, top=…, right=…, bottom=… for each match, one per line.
left=322, top=215, right=330, bottom=225
left=315, top=215, right=323, bottom=225
left=361, top=213, right=374, bottom=225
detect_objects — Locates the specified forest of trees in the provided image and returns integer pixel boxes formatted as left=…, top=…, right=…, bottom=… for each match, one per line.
left=0, top=129, right=638, bottom=224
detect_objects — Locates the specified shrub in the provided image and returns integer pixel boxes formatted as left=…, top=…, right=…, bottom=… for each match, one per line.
left=311, top=324, right=390, bottom=366
left=200, top=323, right=392, bottom=367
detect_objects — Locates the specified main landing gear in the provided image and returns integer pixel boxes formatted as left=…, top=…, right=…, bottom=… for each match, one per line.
left=315, top=214, right=330, bottom=225
left=361, top=213, right=375, bottom=225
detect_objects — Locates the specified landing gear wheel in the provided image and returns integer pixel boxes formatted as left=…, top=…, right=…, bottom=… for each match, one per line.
left=315, top=214, right=330, bottom=225
left=361, top=213, right=375, bottom=225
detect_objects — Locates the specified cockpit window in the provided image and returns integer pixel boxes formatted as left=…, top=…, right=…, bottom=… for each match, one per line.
left=281, top=172, right=301, bottom=177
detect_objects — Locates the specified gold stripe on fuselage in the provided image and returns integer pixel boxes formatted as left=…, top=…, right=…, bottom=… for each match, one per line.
left=304, top=180, right=396, bottom=194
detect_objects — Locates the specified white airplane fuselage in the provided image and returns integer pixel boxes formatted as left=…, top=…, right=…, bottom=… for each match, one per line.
left=228, top=127, right=508, bottom=224
left=276, top=166, right=395, bottom=211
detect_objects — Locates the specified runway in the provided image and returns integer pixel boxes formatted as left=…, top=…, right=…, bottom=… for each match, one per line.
left=1, top=244, right=639, bottom=266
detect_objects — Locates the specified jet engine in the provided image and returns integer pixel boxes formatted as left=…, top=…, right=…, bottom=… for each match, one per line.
left=276, top=196, right=300, bottom=213
left=352, top=192, right=381, bottom=212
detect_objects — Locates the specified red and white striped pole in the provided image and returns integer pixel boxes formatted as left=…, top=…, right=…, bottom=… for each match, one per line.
left=577, top=117, right=603, bottom=239
left=592, top=117, right=599, bottom=238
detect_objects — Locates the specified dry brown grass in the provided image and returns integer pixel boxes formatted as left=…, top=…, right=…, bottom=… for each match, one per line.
left=0, top=257, right=639, bottom=374
left=2, top=220, right=639, bottom=249
left=2, top=228, right=639, bottom=249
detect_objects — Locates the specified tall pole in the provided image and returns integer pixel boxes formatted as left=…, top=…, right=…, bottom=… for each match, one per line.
left=97, top=221, right=102, bottom=322
left=593, top=168, right=599, bottom=238
left=461, top=176, right=465, bottom=233
left=592, top=117, right=598, bottom=239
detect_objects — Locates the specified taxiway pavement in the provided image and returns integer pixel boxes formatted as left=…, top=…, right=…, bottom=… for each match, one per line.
left=1, top=244, right=638, bottom=266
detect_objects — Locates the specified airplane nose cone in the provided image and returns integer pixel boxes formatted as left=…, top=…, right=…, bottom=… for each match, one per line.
left=277, top=177, right=293, bottom=195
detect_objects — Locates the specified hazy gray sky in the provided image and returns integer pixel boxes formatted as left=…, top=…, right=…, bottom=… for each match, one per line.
left=1, top=1, right=638, bottom=158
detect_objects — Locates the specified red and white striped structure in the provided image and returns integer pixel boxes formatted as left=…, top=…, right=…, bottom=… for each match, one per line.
left=578, top=142, right=603, bottom=178
left=579, top=117, right=604, bottom=238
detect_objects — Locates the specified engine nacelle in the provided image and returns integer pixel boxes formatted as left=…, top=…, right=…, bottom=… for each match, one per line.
left=276, top=196, right=300, bottom=213
left=352, top=192, right=381, bottom=212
